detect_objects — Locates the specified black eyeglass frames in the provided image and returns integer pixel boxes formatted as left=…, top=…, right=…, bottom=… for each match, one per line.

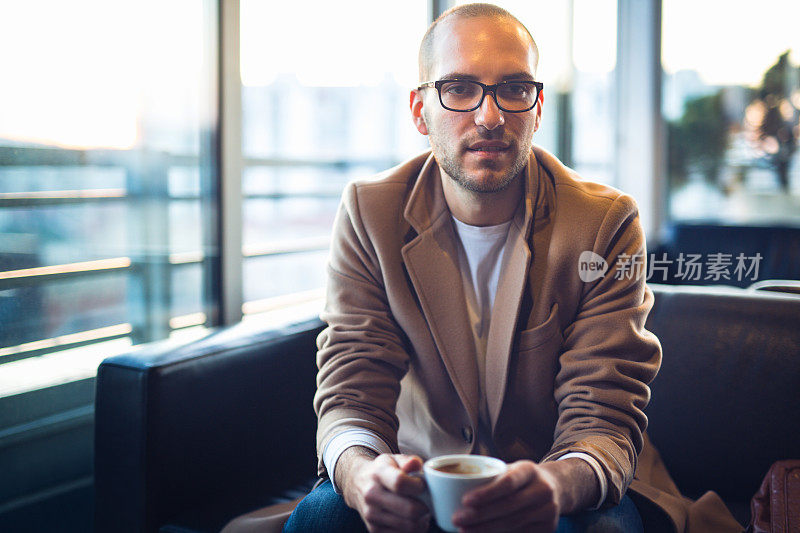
left=417, top=79, right=543, bottom=113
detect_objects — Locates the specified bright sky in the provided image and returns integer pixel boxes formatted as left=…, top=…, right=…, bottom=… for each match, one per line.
left=240, top=0, right=427, bottom=87
left=572, top=0, right=617, bottom=74
left=1, top=0, right=798, bottom=150
left=473, top=0, right=617, bottom=85
left=0, top=0, right=205, bottom=150
left=661, top=0, right=800, bottom=86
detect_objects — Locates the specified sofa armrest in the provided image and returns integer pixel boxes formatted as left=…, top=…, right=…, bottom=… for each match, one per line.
left=94, top=317, right=324, bottom=533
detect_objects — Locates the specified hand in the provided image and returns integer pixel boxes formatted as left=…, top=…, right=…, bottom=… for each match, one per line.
left=340, top=451, right=431, bottom=532
left=450, top=460, right=561, bottom=533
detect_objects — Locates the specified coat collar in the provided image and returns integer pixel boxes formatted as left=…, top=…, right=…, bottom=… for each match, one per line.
left=402, top=149, right=549, bottom=236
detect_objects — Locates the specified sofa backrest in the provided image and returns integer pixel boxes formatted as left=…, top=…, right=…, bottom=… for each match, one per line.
left=95, top=318, right=325, bottom=533
left=645, top=284, right=800, bottom=503
left=654, top=224, right=800, bottom=287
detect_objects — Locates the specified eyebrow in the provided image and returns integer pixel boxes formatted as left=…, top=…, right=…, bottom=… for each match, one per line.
left=439, top=72, right=536, bottom=82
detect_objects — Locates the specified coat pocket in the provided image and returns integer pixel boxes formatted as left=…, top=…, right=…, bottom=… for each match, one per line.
left=517, top=302, right=562, bottom=351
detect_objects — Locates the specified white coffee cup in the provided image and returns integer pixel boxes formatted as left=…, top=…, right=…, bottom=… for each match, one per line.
left=417, top=454, right=507, bottom=532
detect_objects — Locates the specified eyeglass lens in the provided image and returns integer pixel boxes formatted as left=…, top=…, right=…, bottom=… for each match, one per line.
left=439, top=80, right=537, bottom=111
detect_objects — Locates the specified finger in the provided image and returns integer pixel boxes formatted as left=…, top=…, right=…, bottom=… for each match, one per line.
left=375, top=461, right=426, bottom=497
left=462, top=461, right=535, bottom=506
left=456, top=498, right=558, bottom=533
left=468, top=476, right=556, bottom=519
left=373, top=453, right=401, bottom=469
left=363, top=500, right=427, bottom=532
left=455, top=476, right=557, bottom=527
left=395, top=454, right=423, bottom=474
left=362, top=504, right=410, bottom=532
left=415, top=512, right=432, bottom=532
left=364, top=486, right=430, bottom=521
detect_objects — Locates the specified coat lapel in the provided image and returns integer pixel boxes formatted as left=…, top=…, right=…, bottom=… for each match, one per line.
left=486, top=155, right=541, bottom=433
left=401, top=155, right=480, bottom=424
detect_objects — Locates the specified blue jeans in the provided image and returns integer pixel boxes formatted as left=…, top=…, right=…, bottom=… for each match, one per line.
left=283, top=479, right=644, bottom=533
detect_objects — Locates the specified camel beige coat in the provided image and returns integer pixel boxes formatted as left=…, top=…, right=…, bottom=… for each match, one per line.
left=314, top=146, right=741, bottom=532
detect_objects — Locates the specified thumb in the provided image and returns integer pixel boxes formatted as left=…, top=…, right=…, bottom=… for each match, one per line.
left=396, top=454, right=424, bottom=473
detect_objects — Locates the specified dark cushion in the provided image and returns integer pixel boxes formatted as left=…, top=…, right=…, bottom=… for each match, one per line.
left=646, top=284, right=800, bottom=505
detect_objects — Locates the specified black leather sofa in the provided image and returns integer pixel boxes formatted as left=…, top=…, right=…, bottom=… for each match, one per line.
left=94, top=284, right=800, bottom=532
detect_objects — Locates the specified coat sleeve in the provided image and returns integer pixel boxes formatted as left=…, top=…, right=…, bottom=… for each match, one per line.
left=314, top=182, right=410, bottom=477
left=542, top=192, right=662, bottom=506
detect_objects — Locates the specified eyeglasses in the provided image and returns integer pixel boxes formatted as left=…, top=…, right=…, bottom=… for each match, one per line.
left=417, top=79, right=543, bottom=113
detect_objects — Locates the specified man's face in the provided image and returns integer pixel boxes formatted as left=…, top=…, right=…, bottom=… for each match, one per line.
left=412, top=16, right=542, bottom=193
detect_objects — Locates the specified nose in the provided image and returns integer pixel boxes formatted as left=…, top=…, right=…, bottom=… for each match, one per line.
left=474, top=91, right=505, bottom=130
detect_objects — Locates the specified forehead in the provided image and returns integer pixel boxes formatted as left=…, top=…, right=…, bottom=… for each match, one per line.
left=430, top=16, right=537, bottom=80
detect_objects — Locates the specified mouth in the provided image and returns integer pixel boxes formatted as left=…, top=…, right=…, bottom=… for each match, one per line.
left=466, top=141, right=511, bottom=157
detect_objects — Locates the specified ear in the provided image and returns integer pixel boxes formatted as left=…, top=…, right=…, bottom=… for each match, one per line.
left=533, top=90, right=544, bottom=132
left=410, top=89, right=428, bottom=135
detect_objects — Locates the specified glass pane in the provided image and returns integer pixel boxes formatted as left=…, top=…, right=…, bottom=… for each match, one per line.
left=0, top=201, right=128, bottom=269
left=0, top=0, right=219, bottom=365
left=240, top=0, right=430, bottom=313
left=570, top=0, right=617, bottom=184
left=171, top=264, right=205, bottom=320
left=0, top=167, right=127, bottom=193
left=243, top=251, right=330, bottom=303
left=662, top=0, right=800, bottom=223
left=169, top=200, right=204, bottom=256
left=1, top=273, right=128, bottom=349
left=244, top=196, right=341, bottom=247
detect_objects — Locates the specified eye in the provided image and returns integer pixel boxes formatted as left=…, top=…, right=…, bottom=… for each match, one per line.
left=442, top=81, right=479, bottom=97
left=501, top=82, right=530, bottom=99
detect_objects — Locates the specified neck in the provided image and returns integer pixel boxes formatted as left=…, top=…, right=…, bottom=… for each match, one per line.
left=440, top=169, right=524, bottom=227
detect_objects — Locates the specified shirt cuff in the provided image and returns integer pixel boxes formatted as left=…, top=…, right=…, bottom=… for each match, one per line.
left=557, top=452, right=608, bottom=510
left=322, top=428, right=393, bottom=494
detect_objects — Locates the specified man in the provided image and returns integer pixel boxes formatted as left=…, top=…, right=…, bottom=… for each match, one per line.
left=284, top=4, right=740, bottom=532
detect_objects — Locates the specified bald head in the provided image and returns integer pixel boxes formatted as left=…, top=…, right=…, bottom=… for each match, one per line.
left=418, top=3, right=539, bottom=83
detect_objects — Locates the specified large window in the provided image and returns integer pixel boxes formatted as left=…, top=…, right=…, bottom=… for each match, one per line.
left=239, top=0, right=429, bottom=318
left=662, top=0, right=800, bottom=223
left=0, top=1, right=218, bottom=388
left=0, top=0, right=630, bottom=386
left=0, top=0, right=623, bottom=384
